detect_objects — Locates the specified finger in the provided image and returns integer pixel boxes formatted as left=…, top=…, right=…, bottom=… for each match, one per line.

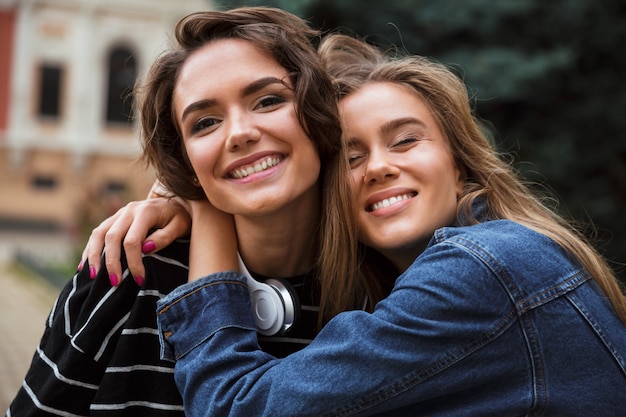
left=128, top=202, right=191, bottom=285
left=143, top=215, right=192, bottom=253
left=123, top=219, right=156, bottom=287
left=103, top=212, right=135, bottom=286
left=78, top=246, right=88, bottom=271
left=86, top=215, right=118, bottom=278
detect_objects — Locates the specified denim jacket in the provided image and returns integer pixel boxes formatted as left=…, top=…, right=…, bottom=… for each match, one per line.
left=156, top=220, right=626, bottom=416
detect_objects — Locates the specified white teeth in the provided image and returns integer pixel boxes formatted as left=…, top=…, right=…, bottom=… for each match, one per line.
left=371, top=193, right=413, bottom=211
left=231, top=156, right=282, bottom=178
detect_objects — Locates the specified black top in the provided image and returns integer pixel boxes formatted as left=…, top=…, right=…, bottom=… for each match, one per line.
left=8, top=239, right=321, bottom=416
left=253, top=269, right=320, bottom=357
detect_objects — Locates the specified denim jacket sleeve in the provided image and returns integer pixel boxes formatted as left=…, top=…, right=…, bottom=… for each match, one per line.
left=157, top=271, right=257, bottom=361
left=156, top=237, right=527, bottom=417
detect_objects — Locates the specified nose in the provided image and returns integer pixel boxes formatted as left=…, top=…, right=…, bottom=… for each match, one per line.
left=363, top=150, right=400, bottom=185
left=224, top=111, right=261, bottom=151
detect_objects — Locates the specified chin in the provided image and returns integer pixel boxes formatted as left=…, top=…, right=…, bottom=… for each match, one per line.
left=373, top=235, right=426, bottom=254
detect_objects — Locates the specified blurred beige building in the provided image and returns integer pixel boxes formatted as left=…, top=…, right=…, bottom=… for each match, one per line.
left=0, top=0, right=212, bottom=263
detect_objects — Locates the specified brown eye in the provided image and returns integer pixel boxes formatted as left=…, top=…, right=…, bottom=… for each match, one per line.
left=255, top=95, right=285, bottom=110
left=394, top=136, right=418, bottom=147
left=348, top=153, right=365, bottom=168
left=190, top=117, right=219, bottom=135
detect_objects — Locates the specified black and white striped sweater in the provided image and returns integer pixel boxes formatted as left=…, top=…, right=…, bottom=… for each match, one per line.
left=7, top=239, right=320, bottom=417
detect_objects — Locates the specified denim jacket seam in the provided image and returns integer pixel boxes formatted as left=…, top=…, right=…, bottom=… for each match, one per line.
left=432, top=229, right=551, bottom=415
left=330, top=308, right=519, bottom=416
left=172, top=323, right=256, bottom=361
left=566, top=292, right=626, bottom=374
left=156, top=279, right=248, bottom=316
left=445, top=235, right=526, bottom=305
left=516, top=270, right=590, bottom=314
left=517, top=310, right=548, bottom=415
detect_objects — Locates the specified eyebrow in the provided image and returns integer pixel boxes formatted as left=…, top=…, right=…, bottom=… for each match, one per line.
left=380, top=117, right=427, bottom=135
left=242, top=76, right=288, bottom=97
left=180, top=76, right=289, bottom=123
left=181, top=99, right=216, bottom=123
left=345, top=117, right=428, bottom=148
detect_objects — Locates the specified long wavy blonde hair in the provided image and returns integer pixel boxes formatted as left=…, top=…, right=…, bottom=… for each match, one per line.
left=317, top=34, right=626, bottom=325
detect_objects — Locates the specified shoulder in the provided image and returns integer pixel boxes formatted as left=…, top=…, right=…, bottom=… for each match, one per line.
left=430, top=220, right=565, bottom=266
left=433, top=219, right=545, bottom=248
left=414, top=220, right=587, bottom=299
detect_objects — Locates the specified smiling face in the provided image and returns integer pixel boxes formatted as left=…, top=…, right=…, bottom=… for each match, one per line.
left=173, top=38, right=321, bottom=217
left=340, top=82, right=464, bottom=270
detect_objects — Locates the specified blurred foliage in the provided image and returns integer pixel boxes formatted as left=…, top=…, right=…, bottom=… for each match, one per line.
left=218, top=0, right=626, bottom=281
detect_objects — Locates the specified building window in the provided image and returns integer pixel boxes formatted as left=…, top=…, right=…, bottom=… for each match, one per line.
left=31, top=174, right=58, bottom=190
left=38, top=64, right=62, bottom=119
left=105, top=47, right=137, bottom=125
left=104, top=180, right=126, bottom=194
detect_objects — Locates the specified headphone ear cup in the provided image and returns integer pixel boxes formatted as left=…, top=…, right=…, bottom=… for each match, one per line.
left=248, top=278, right=300, bottom=336
left=238, top=254, right=299, bottom=336
left=265, top=278, right=300, bottom=334
left=249, top=280, right=285, bottom=336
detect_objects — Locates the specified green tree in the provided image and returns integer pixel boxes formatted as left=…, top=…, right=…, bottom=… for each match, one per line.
left=218, top=0, right=626, bottom=282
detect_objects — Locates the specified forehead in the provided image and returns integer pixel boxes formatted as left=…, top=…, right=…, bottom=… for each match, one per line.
left=341, top=82, right=424, bottom=112
left=340, top=82, right=439, bottom=135
left=185, top=38, right=280, bottom=70
left=174, top=38, right=289, bottom=112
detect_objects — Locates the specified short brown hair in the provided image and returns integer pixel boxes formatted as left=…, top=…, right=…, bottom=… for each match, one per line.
left=137, top=7, right=341, bottom=201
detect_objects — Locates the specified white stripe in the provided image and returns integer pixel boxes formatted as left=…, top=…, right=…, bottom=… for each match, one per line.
left=144, top=252, right=189, bottom=270
left=70, top=284, right=118, bottom=349
left=48, top=278, right=64, bottom=327
left=22, top=381, right=89, bottom=417
left=36, top=346, right=99, bottom=389
left=70, top=268, right=130, bottom=354
left=138, top=289, right=166, bottom=298
left=121, top=327, right=159, bottom=336
left=90, top=401, right=184, bottom=411
left=63, top=275, right=79, bottom=336
left=93, top=312, right=131, bottom=361
left=90, top=401, right=185, bottom=411
left=48, top=296, right=59, bottom=327
left=105, top=364, right=174, bottom=373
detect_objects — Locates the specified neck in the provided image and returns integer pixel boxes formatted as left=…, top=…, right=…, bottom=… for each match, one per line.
left=234, top=188, right=321, bottom=278
left=381, top=241, right=426, bottom=273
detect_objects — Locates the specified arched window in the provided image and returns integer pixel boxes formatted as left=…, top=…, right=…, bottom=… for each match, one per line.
left=105, top=46, right=137, bottom=125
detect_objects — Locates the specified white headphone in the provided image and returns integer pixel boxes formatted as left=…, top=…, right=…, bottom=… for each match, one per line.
left=238, top=254, right=297, bottom=336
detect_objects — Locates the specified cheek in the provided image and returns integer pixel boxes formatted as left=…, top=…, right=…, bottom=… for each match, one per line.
left=348, top=173, right=365, bottom=216
left=184, top=142, right=219, bottom=179
left=349, top=171, right=362, bottom=192
left=297, top=139, right=323, bottom=183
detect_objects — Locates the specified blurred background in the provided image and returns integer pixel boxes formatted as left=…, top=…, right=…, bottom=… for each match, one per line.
left=234, top=0, right=626, bottom=282
left=0, top=0, right=212, bottom=277
left=0, top=0, right=625, bottom=407
left=2, top=0, right=624, bottom=283
left=0, top=0, right=211, bottom=408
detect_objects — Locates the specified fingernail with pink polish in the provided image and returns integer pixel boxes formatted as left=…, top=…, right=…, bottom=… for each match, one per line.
left=142, top=241, right=157, bottom=254
left=135, top=275, right=145, bottom=287
left=78, top=259, right=84, bottom=270
left=89, top=266, right=96, bottom=279
left=109, top=273, right=119, bottom=286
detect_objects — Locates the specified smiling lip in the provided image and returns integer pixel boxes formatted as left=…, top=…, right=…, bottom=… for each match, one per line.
left=365, top=190, right=417, bottom=212
left=225, top=153, right=285, bottom=179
